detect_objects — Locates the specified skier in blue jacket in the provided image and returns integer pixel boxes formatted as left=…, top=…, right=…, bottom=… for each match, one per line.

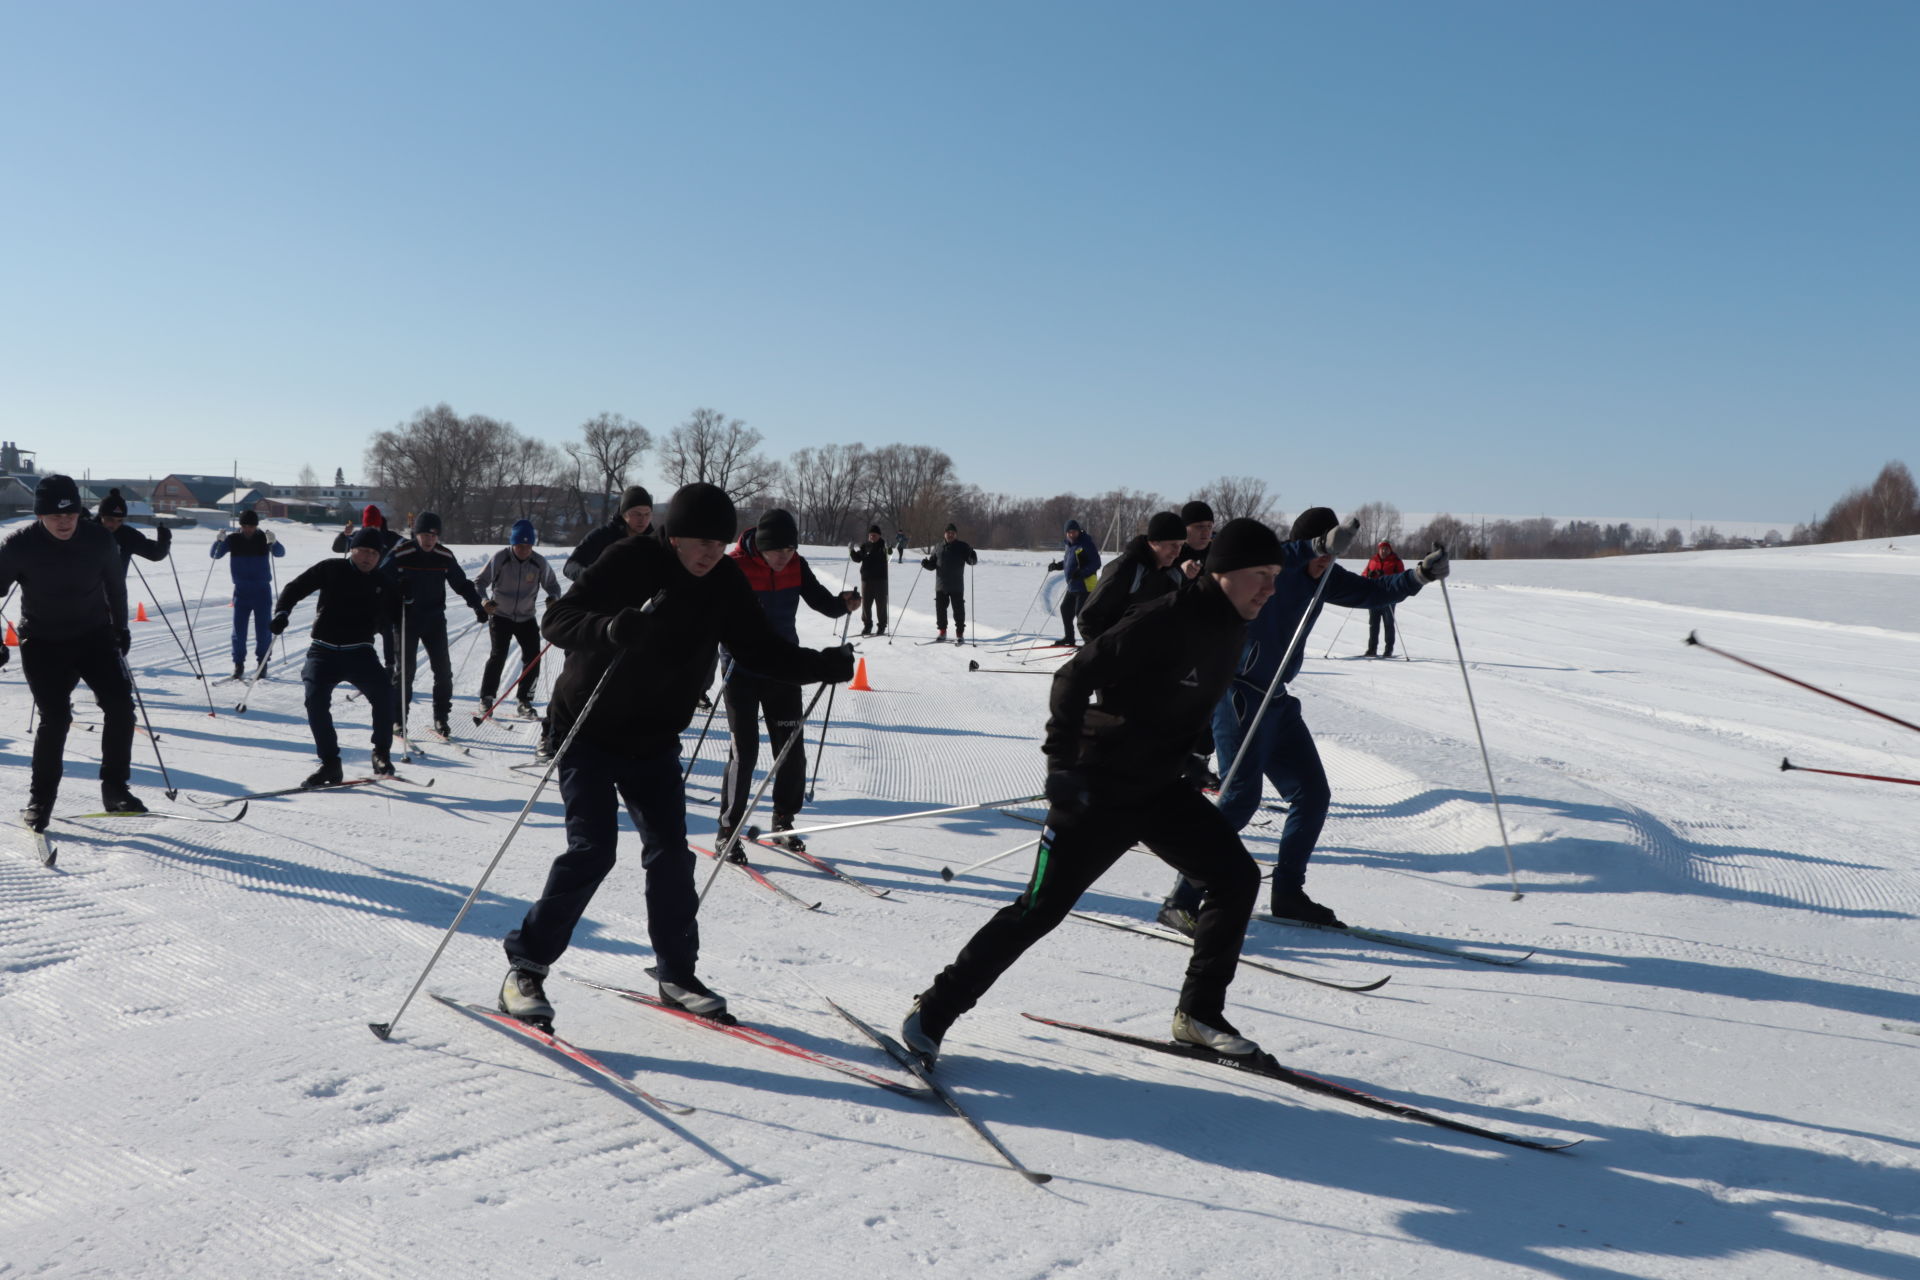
left=1049, top=519, right=1102, bottom=647
left=211, top=509, right=286, bottom=679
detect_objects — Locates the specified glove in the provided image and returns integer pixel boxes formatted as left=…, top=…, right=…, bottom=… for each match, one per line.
left=1046, top=560, right=1063, bottom=572
left=261, top=529, right=277, bottom=546
left=607, top=604, right=654, bottom=647
left=821, top=643, right=856, bottom=683
left=473, top=606, right=489, bottom=625
left=1043, top=767, right=1096, bottom=820
left=0, top=643, right=10, bottom=668
left=484, top=600, right=498, bottom=615
left=117, top=628, right=131, bottom=655
left=840, top=590, right=860, bottom=614
left=1415, top=549, right=1450, bottom=583
left=1313, top=516, right=1361, bottom=559
left=270, top=613, right=289, bottom=635
left=156, top=525, right=172, bottom=549
left=920, top=557, right=936, bottom=572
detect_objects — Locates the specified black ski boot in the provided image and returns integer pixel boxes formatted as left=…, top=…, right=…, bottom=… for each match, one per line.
left=716, top=824, right=746, bottom=863
left=499, top=965, right=555, bottom=1031
left=768, top=814, right=805, bottom=853
left=232, top=661, right=245, bottom=680
left=101, top=782, right=147, bottom=815
left=516, top=697, right=536, bottom=718
left=1269, top=889, right=1345, bottom=928
left=20, top=798, right=52, bottom=833
left=654, top=969, right=734, bottom=1024
left=371, top=749, right=396, bottom=777
left=303, top=758, right=345, bottom=789
left=432, top=718, right=452, bottom=739
left=696, top=692, right=713, bottom=712
left=1155, top=902, right=1198, bottom=938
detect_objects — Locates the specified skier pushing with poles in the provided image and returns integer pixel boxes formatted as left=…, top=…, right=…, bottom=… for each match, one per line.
left=849, top=524, right=890, bottom=636
left=385, top=512, right=488, bottom=740
left=474, top=519, right=562, bottom=721
left=210, top=509, right=285, bottom=680
left=495, top=483, right=855, bottom=1030
left=95, top=487, right=172, bottom=575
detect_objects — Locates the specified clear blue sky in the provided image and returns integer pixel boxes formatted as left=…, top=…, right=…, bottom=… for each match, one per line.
left=3, top=1, right=1913, bottom=525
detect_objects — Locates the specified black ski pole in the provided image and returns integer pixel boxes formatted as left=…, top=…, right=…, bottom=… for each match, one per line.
left=167, top=542, right=214, bottom=694
left=889, top=563, right=925, bottom=644
left=1688, top=632, right=1920, bottom=735
left=1434, top=543, right=1521, bottom=900
left=188, top=543, right=219, bottom=646
left=135, top=560, right=217, bottom=715
left=681, top=658, right=733, bottom=784
left=807, top=603, right=857, bottom=801
left=1780, top=757, right=1920, bottom=787
left=122, top=659, right=178, bottom=800
left=369, top=593, right=659, bottom=1042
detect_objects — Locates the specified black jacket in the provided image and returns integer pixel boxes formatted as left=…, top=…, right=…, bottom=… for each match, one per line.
left=0, top=520, right=128, bottom=642
left=921, top=539, right=977, bottom=594
left=563, top=516, right=654, bottom=582
left=330, top=525, right=404, bottom=556
left=543, top=535, right=840, bottom=758
left=849, top=539, right=890, bottom=582
left=109, top=522, right=170, bottom=572
left=385, top=540, right=485, bottom=617
left=274, top=559, right=404, bottom=647
left=1044, top=576, right=1247, bottom=789
left=1077, top=535, right=1184, bottom=642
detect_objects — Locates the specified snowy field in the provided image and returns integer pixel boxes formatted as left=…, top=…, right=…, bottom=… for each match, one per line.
left=2, top=522, right=1917, bottom=1279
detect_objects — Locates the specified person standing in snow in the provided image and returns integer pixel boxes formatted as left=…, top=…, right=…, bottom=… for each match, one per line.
left=1048, top=518, right=1104, bottom=647
left=0, top=475, right=142, bottom=829
left=920, top=523, right=977, bottom=644
left=1175, top=500, right=1215, bottom=573
left=718, top=509, right=859, bottom=850
left=894, top=529, right=908, bottom=563
left=849, top=524, right=890, bottom=636
left=496, top=483, right=855, bottom=1030
left=1361, top=540, right=1407, bottom=658
left=95, top=488, right=172, bottom=575
left=564, top=485, right=653, bottom=583
left=1158, top=508, right=1439, bottom=934
left=898, top=518, right=1335, bottom=1070
left=475, top=519, right=562, bottom=719
left=1077, top=510, right=1192, bottom=643
left=385, top=512, right=488, bottom=739
left=272, top=528, right=402, bottom=786
left=211, top=509, right=286, bottom=679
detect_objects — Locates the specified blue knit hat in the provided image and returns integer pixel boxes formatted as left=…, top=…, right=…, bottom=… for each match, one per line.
left=511, top=519, right=537, bottom=546
left=1064, top=519, right=1081, bottom=533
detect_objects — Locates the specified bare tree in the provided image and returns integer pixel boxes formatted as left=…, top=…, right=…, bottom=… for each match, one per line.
left=297, top=463, right=319, bottom=489
left=865, top=443, right=956, bottom=547
left=783, top=443, right=870, bottom=545
left=1193, top=475, right=1279, bottom=525
left=660, top=408, right=779, bottom=509
left=565, top=413, right=651, bottom=525
left=364, top=403, right=554, bottom=542
left=1347, top=501, right=1403, bottom=558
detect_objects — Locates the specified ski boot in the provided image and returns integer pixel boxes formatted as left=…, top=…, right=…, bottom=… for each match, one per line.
left=900, top=994, right=950, bottom=1072
left=516, top=697, right=536, bottom=719
left=1155, top=902, right=1198, bottom=938
left=936, top=629, right=946, bottom=642
left=232, top=661, right=245, bottom=680
left=766, top=814, right=805, bottom=853
left=715, top=824, right=747, bottom=863
left=499, top=965, right=555, bottom=1031
left=20, top=797, right=52, bottom=833
left=1172, top=1009, right=1259, bottom=1057
left=954, top=628, right=965, bottom=646
left=653, top=968, right=733, bottom=1024
left=371, top=749, right=396, bottom=778
left=1269, top=889, right=1345, bottom=928
left=101, top=782, right=148, bottom=815
left=302, top=758, right=345, bottom=789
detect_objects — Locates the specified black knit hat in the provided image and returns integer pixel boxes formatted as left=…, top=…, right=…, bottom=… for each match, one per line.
left=414, top=511, right=443, bottom=535
left=868, top=523, right=882, bottom=536
left=944, top=522, right=957, bottom=533
left=664, top=482, right=738, bottom=542
left=34, top=474, right=85, bottom=516
left=1180, top=500, right=1214, bottom=525
left=1289, top=506, right=1339, bottom=542
left=238, top=509, right=259, bottom=526
left=620, top=485, right=653, bottom=514
left=98, top=487, right=129, bottom=518
left=349, top=527, right=386, bottom=550
left=1146, top=511, right=1185, bottom=541
left=1207, top=518, right=1285, bottom=573
left=755, top=508, right=799, bottom=551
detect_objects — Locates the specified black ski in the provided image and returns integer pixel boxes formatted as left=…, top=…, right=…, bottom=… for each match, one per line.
left=1255, top=915, right=1533, bottom=966
left=566, top=976, right=930, bottom=1099
left=691, top=843, right=822, bottom=911
left=429, top=994, right=694, bottom=1115
left=59, top=802, right=251, bottom=825
left=745, top=827, right=891, bottom=898
left=1067, top=912, right=1390, bottom=992
left=826, top=996, right=1052, bottom=1185
left=1022, top=1013, right=1577, bottom=1153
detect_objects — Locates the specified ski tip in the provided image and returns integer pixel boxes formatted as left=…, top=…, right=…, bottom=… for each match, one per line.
left=235, top=802, right=250, bottom=820
left=1021, top=1170, right=1054, bottom=1184
left=367, top=1021, right=393, bottom=1040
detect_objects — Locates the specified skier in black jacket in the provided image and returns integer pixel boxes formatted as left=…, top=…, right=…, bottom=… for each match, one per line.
left=1174, top=499, right=1214, bottom=573
left=563, top=485, right=653, bottom=583
left=848, top=524, right=890, bottom=636
left=920, top=523, right=977, bottom=644
left=1076, top=510, right=1193, bottom=642
left=385, top=512, right=487, bottom=738
left=899, top=518, right=1329, bottom=1068
left=0, top=475, right=141, bottom=828
left=272, top=528, right=404, bottom=786
left=497, top=483, right=855, bottom=1030
left=95, top=488, right=172, bottom=574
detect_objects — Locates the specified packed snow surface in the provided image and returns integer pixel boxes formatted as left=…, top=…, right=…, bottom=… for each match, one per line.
left=3, top=526, right=1917, bottom=1278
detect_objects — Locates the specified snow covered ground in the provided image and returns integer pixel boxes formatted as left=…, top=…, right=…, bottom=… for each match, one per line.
left=3, top=523, right=1916, bottom=1279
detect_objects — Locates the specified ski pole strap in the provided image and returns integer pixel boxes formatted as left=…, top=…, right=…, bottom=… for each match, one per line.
left=1688, top=632, right=1920, bottom=735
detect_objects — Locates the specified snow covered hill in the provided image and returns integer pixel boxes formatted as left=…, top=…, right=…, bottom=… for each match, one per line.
left=2, top=525, right=1915, bottom=1278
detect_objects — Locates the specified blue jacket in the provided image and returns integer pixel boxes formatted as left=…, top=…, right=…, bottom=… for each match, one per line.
left=211, top=528, right=284, bottom=589
left=1233, top=559, right=1423, bottom=692
left=1062, top=531, right=1101, bottom=594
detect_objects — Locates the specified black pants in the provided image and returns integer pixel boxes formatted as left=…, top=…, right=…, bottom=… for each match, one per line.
left=22, top=631, right=134, bottom=803
left=480, top=615, right=542, bottom=704
left=1367, top=606, right=1396, bottom=656
left=1060, top=592, right=1085, bottom=643
left=396, top=610, right=453, bottom=724
left=861, top=577, right=888, bottom=633
left=934, top=589, right=966, bottom=634
left=921, top=781, right=1259, bottom=1025
left=504, top=739, right=700, bottom=983
left=718, top=673, right=805, bottom=830
left=302, top=642, right=394, bottom=763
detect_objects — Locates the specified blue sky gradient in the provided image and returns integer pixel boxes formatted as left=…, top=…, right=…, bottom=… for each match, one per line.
left=3, top=1, right=1913, bottom=524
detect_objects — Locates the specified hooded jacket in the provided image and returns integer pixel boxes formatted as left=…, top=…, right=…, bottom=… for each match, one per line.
left=476, top=547, right=562, bottom=622
left=1061, top=529, right=1101, bottom=594
left=1077, top=535, right=1184, bottom=642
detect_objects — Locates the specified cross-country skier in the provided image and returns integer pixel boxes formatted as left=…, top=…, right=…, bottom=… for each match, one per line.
left=894, top=529, right=908, bottom=563
left=1047, top=519, right=1103, bottom=648
left=330, top=503, right=403, bottom=556
left=95, top=488, right=171, bottom=574
left=271, top=528, right=403, bottom=786
left=920, top=523, right=977, bottom=644
left=899, top=517, right=1334, bottom=1068
left=474, top=519, right=562, bottom=719
left=1362, top=540, right=1407, bottom=657
left=385, top=512, right=487, bottom=739
left=563, top=485, right=653, bottom=582
left=1158, top=508, right=1442, bottom=934
left=210, top=509, right=286, bottom=679
left=1076, top=510, right=1192, bottom=643
left=718, top=509, right=859, bottom=851
left=1175, top=499, right=1215, bottom=572
left=849, top=524, right=890, bottom=636
left=496, top=483, right=855, bottom=1030
left=0, top=475, right=142, bottom=828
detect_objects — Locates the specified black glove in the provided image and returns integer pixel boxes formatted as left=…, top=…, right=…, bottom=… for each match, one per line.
left=920, top=556, right=936, bottom=572
left=270, top=613, right=289, bottom=635
left=156, top=525, right=172, bottom=549
left=607, top=604, right=654, bottom=647
left=1415, top=549, right=1450, bottom=583
left=0, top=643, right=10, bottom=669
left=473, top=606, right=489, bottom=625
left=821, top=643, right=856, bottom=683
left=1046, top=560, right=1064, bottom=572
left=1312, top=517, right=1361, bottom=559
left=1043, top=767, right=1096, bottom=820
left=117, top=628, right=131, bottom=655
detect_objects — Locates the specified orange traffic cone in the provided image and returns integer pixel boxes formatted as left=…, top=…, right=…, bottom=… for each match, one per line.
left=4, top=622, right=16, bottom=646
left=136, top=602, right=149, bottom=622
left=848, top=657, right=872, bottom=691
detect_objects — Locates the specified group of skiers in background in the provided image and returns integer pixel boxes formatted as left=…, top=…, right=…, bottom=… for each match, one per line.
left=2, top=468, right=1451, bottom=1072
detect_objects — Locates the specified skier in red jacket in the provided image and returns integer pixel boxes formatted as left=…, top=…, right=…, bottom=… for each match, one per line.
left=1362, top=540, right=1406, bottom=657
